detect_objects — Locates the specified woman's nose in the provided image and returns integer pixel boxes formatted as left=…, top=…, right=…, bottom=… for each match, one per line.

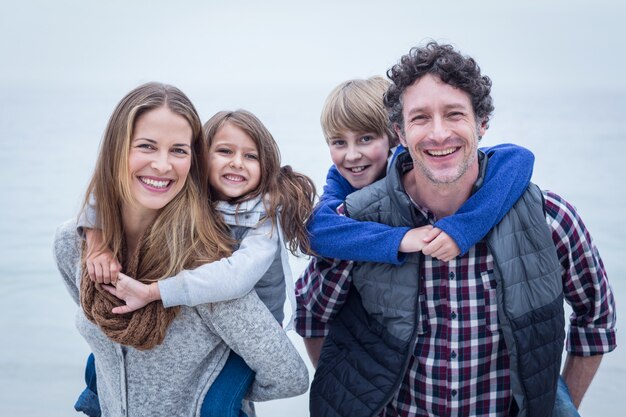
left=151, top=151, right=172, bottom=173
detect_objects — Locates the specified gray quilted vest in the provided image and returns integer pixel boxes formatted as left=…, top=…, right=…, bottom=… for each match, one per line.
left=310, top=152, right=564, bottom=417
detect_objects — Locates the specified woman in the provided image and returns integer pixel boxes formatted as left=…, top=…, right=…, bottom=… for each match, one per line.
left=53, top=82, right=308, bottom=417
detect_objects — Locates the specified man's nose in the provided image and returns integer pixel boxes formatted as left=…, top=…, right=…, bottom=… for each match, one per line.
left=428, top=116, right=450, bottom=142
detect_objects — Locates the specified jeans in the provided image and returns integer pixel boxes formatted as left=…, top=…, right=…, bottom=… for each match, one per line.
left=201, top=351, right=255, bottom=417
left=74, top=353, right=100, bottom=417
left=551, top=376, right=581, bottom=417
left=76, top=351, right=254, bottom=417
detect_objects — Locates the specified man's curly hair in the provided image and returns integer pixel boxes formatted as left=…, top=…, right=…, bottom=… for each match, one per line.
left=384, top=42, right=494, bottom=133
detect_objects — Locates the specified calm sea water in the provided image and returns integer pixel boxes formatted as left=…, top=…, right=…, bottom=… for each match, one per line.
left=1, top=85, right=623, bottom=416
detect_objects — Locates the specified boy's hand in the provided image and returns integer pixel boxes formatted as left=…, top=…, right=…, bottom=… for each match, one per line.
left=84, top=228, right=122, bottom=285
left=422, top=228, right=460, bottom=262
left=399, top=225, right=434, bottom=253
left=101, top=273, right=161, bottom=314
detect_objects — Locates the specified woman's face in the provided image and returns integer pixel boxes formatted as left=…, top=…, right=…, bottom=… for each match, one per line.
left=126, top=106, right=193, bottom=218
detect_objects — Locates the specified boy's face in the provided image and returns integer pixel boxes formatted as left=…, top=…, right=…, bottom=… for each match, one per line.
left=328, top=130, right=390, bottom=189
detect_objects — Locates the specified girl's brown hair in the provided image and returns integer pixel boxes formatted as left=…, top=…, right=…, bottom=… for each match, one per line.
left=204, top=110, right=316, bottom=255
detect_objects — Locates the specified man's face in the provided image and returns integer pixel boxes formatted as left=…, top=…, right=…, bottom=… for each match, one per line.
left=397, top=74, right=485, bottom=186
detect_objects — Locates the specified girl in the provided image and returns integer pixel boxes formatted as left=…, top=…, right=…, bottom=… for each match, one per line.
left=77, top=109, right=316, bottom=417
left=55, top=83, right=309, bottom=417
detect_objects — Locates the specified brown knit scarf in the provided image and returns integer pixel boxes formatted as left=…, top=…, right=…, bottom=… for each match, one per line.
left=80, top=230, right=179, bottom=351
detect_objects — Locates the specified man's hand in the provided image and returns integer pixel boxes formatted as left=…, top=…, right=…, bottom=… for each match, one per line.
left=303, top=337, right=325, bottom=368
left=562, top=353, right=603, bottom=408
left=84, top=228, right=122, bottom=285
left=101, top=273, right=161, bottom=314
left=422, top=228, right=461, bottom=262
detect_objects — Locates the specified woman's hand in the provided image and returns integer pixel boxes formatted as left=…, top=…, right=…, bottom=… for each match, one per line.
left=102, top=273, right=161, bottom=314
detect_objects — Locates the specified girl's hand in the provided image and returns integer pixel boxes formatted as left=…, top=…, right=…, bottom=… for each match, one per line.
left=399, top=225, right=434, bottom=253
left=101, top=273, right=161, bottom=314
left=421, top=228, right=460, bottom=262
left=84, top=228, right=122, bottom=285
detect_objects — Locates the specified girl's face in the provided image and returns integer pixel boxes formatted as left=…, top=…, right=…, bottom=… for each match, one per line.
left=126, top=106, right=193, bottom=218
left=208, top=123, right=261, bottom=201
left=328, top=130, right=390, bottom=189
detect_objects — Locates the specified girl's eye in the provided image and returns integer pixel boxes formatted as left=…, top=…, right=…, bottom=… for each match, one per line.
left=216, top=148, right=232, bottom=155
left=245, top=153, right=259, bottom=160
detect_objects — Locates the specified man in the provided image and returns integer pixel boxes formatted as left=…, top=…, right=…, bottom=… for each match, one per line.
left=295, top=42, right=616, bottom=417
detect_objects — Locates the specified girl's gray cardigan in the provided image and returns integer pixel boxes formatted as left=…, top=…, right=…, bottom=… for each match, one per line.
left=54, top=220, right=309, bottom=417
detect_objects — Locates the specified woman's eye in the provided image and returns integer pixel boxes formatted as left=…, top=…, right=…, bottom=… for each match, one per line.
left=172, top=147, right=189, bottom=155
left=137, top=143, right=155, bottom=150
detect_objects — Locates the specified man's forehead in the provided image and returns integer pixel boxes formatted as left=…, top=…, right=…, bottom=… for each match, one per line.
left=402, top=76, right=473, bottom=111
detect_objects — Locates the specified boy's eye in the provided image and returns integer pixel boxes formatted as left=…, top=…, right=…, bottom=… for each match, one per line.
left=359, top=135, right=373, bottom=143
left=330, top=139, right=345, bottom=147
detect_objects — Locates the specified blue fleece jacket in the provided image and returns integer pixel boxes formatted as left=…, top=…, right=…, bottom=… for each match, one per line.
left=308, top=143, right=534, bottom=264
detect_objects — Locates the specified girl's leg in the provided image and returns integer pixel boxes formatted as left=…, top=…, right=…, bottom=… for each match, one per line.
left=201, top=351, right=255, bottom=417
left=74, top=353, right=101, bottom=417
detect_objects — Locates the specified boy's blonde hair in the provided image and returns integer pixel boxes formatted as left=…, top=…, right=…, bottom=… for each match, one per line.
left=320, top=76, right=398, bottom=147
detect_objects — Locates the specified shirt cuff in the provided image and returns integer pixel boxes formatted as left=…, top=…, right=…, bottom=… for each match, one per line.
left=294, top=305, right=330, bottom=338
left=566, top=325, right=617, bottom=356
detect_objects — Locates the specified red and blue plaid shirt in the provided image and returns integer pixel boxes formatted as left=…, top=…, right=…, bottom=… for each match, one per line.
left=295, top=191, right=616, bottom=417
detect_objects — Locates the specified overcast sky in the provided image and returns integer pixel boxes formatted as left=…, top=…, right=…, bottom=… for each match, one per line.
left=2, top=0, right=625, bottom=97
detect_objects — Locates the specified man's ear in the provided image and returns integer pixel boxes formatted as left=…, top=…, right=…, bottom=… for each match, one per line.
left=478, top=119, right=488, bottom=137
left=394, top=123, right=407, bottom=147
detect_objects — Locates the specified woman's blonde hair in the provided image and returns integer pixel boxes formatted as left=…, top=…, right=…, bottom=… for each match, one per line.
left=320, top=76, right=398, bottom=147
left=204, top=110, right=316, bottom=255
left=80, top=82, right=232, bottom=350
